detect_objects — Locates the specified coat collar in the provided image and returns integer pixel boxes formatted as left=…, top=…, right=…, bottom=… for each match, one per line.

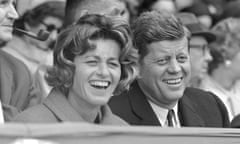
left=128, top=81, right=160, bottom=126
left=128, top=82, right=205, bottom=126
left=43, top=89, right=127, bottom=125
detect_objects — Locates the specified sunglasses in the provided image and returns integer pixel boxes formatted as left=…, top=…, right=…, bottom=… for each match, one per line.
left=40, top=21, right=61, bottom=33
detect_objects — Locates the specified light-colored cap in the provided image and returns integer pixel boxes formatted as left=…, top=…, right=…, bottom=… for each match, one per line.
left=17, top=0, right=66, bottom=16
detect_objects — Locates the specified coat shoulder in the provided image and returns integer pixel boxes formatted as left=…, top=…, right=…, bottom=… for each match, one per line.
left=12, top=104, right=58, bottom=123
left=184, top=87, right=227, bottom=111
left=231, top=114, right=240, bottom=128
left=109, top=90, right=131, bottom=113
left=184, top=87, right=230, bottom=127
left=185, top=87, right=220, bottom=102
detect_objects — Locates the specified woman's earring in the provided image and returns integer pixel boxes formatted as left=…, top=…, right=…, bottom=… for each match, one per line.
left=225, top=60, right=232, bottom=66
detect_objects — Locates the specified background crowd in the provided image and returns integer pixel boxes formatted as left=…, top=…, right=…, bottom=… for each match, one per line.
left=1, top=0, right=240, bottom=128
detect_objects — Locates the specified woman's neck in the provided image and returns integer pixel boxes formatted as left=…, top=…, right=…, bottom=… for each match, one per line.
left=211, top=67, right=235, bottom=90
left=67, top=90, right=101, bottom=123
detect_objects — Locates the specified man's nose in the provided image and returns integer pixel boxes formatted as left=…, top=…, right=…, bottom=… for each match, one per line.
left=7, top=4, right=19, bottom=20
left=168, top=59, right=181, bottom=73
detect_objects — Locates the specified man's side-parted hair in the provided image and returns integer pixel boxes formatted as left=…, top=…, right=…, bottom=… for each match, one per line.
left=46, top=14, right=138, bottom=95
left=132, top=11, right=190, bottom=60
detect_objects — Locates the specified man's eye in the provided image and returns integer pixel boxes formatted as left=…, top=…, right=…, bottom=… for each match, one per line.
left=177, top=56, right=188, bottom=63
left=156, top=59, right=168, bottom=65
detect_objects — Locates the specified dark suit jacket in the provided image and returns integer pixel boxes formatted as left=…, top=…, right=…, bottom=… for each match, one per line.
left=230, top=114, right=240, bottom=128
left=109, top=81, right=230, bottom=127
left=0, top=50, right=41, bottom=121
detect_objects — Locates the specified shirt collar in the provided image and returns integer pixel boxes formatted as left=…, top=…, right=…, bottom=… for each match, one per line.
left=148, top=100, right=179, bottom=127
left=0, top=101, right=4, bottom=123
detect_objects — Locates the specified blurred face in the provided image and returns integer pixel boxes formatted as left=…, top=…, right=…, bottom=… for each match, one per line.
left=0, top=0, right=18, bottom=43
left=228, top=51, right=240, bottom=80
left=71, top=39, right=121, bottom=108
left=27, top=16, right=62, bottom=50
left=117, top=1, right=130, bottom=22
left=138, top=36, right=191, bottom=109
left=151, top=0, right=177, bottom=13
left=75, top=0, right=130, bottom=22
left=190, top=36, right=212, bottom=80
left=198, top=15, right=212, bottom=28
left=124, top=0, right=142, bottom=16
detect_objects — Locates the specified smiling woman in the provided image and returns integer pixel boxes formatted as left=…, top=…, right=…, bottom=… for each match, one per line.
left=13, top=13, right=138, bottom=124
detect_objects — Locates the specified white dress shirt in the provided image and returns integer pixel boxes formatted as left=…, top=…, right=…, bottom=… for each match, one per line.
left=0, top=101, right=4, bottom=123
left=148, top=100, right=181, bottom=127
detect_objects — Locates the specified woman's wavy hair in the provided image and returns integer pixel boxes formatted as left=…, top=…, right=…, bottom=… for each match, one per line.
left=46, top=13, right=138, bottom=96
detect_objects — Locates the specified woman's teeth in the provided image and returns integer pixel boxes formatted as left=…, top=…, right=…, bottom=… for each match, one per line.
left=90, top=81, right=110, bottom=89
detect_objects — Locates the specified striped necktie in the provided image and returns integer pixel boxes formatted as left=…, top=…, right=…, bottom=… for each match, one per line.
left=167, top=109, right=175, bottom=127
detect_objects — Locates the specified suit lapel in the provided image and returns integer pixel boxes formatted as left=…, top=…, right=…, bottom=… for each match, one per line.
left=178, top=93, right=205, bottom=127
left=128, top=82, right=160, bottom=126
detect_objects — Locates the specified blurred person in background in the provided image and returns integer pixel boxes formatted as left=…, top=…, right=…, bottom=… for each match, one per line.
left=3, top=1, right=65, bottom=99
left=200, top=18, right=240, bottom=121
left=177, top=13, right=215, bottom=88
left=175, top=0, right=194, bottom=11
left=121, top=0, right=143, bottom=22
left=137, top=0, right=194, bottom=14
left=16, top=0, right=66, bottom=16
left=64, top=0, right=130, bottom=27
left=217, top=0, right=240, bottom=109
left=0, top=0, right=41, bottom=122
left=13, top=13, right=138, bottom=124
left=220, top=0, right=240, bottom=20
left=180, top=0, right=228, bottom=28
left=138, top=0, right=178, bottom=14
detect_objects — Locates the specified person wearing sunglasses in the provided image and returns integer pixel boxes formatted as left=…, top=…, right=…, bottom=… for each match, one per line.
left=177, top=12, right=216, bottom=88
left=3, top=1, right=65, bottom=99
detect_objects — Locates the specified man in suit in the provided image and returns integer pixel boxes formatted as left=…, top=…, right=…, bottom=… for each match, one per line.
left=109, top=11, right=230, bottom=127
